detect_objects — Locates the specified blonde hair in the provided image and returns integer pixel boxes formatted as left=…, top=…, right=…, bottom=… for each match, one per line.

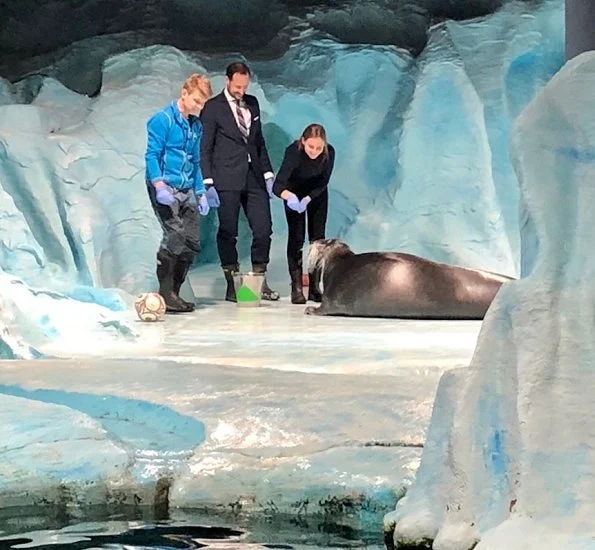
left=297, top=123, right=329, bottom=159
left=182, top=73, right=212, bottom=100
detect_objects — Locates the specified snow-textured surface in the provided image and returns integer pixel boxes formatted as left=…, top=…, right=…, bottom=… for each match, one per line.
left=0, top=270, right=136, bottom=357
left=386, top=50, right=595, bottom=550
left=0, top=307, right=482, bottom=522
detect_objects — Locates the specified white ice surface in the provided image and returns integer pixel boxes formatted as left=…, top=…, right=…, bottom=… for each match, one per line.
left=23, top=261, right=480, bottom=374
left=39, top=295, right=481, bottom=376
left=0, top=294, right=481, bottom=524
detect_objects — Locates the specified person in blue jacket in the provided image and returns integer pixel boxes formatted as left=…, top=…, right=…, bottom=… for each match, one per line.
left=145, top=74, right=218, bottom=313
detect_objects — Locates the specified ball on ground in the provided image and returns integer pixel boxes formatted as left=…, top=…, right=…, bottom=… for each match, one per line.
left=134, top=292, right=166, bottom=322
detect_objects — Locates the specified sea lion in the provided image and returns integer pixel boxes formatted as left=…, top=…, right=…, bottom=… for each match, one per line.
left=304, top=239, right=514, bottom=319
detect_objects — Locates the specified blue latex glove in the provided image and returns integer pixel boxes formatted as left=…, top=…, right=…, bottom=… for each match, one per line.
left=205, top=185, right=220, bottom=208
left=298, top=196, right=311, bottom=213
left=155, top=183, right=175, bottom=206
left=286, top=193, right=302, bottom=213
left=198, top=194, right=210, bottom=216
left=265, top=177, right=275, bottom=199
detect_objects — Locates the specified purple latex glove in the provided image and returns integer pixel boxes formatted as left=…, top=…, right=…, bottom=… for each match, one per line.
left=198, top=194, right=210, bottom=216
left=265, top=177, right=275, bottom=199
left=154, top=183, right=175, bottom=206
left=205, top=185, right=220, bottom=208
left=286, top=193, right=302, bottom=213
left=298, top=196, right=311, bottom=213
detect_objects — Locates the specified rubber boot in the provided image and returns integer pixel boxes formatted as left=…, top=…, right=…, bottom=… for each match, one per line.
left=173, top=256, right=196, bottom=311
left=222, top=264, right=239, bottom=302
left=157, top=251, right=193, bottom=313
left=290, top=270, right=306, bottom=304
left=252, top=263, right=280, bottom=301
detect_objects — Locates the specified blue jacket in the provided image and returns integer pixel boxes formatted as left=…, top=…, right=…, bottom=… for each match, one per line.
left=145, top=101, right=206, bottom=195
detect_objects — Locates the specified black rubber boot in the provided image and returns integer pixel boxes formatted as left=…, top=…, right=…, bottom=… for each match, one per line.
left=157, top=251, right=193, bottom=313
left=173, top=256, right=196, bottom=311
left=252, top=263, right=280, bottom=301
left=290, top=270, right=306, bottom=304
left=222, top=264, right=239, bottom=302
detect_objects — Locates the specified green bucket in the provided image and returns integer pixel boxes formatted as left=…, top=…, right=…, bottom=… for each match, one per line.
left=233, top=272, right=265, bottom=307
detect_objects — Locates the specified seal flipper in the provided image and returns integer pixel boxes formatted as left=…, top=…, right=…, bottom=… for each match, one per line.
left=305, top=305, right=326, bottom=315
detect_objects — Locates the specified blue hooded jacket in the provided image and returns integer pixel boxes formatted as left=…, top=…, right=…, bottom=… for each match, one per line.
left=145, top=101, right=206, bottom=195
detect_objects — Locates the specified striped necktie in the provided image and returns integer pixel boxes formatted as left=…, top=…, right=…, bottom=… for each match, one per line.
left=235, top=99, right=249, bottom=142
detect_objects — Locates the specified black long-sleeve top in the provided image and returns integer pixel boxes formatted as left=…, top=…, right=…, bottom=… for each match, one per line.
left=272, top=141, right=335, bottom=201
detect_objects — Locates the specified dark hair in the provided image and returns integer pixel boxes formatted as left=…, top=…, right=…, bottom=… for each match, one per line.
left=297, top=123, right=329, bottom=159
left=226, top=61, right=251, bottom=80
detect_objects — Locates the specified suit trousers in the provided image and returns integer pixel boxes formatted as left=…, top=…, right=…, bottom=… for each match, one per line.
left=285, top=190, right=328, bottom=274
left=216, top=165, right=272, bottom=267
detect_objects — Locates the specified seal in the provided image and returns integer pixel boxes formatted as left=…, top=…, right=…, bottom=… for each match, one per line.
left=304, top=239, right=514, bottom=319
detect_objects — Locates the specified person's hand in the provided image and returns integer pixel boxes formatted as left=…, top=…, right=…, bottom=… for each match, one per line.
left=198, top=194, right=210, bottom=216
left=154, top=181, right=175, bottom=206
left=298, top=196, right=311, bottom=213
left=265, top=177, right=275, bottom=199
left=205, top=185, right=220, bottom=208
left=285, top=193, right=302, bottom=213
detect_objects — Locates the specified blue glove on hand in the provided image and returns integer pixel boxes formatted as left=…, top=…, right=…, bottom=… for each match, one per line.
left=265, top=177, right=275, bottom=199
left=298, top=196, right=311, bottom=213
left=205, top=185, right=220, bottom=208
left=198, top=194, right=210, bottom=216
left=286, top=193, right=302, bottom=213
left=155, top=184, right=175, bottom=206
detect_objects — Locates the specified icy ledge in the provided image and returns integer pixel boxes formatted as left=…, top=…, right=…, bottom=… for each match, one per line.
left=385, top=51, right=595, bottom=550
left=0, top=270, right=136, bottom=357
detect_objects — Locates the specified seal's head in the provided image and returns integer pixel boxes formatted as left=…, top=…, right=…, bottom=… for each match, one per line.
left=307, top=239, right=352, bottom=276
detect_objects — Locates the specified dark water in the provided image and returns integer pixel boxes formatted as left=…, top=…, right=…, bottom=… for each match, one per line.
left=0, top=506, right=385, bottom=550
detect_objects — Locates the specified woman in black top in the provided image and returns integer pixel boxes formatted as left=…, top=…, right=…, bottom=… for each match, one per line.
left=273, top=123, right=335, bottom=304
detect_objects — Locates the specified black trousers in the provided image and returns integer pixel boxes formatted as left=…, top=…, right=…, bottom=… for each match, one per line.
left=147, top=184, right=200, bottom=263
left=216, top=165, right=272, bottom=267
left=285, top=190, right=328, bottom=274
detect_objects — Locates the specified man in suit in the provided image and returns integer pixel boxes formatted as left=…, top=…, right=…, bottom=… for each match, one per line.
left=200, top=61, right=280, bottom=302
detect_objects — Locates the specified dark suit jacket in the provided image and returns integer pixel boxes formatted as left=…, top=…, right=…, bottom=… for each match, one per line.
left=199, top=92, right=273, bottom=191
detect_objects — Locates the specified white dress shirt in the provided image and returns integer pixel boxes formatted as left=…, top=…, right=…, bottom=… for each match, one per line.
left=224, top=86, right=252, bottom=134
